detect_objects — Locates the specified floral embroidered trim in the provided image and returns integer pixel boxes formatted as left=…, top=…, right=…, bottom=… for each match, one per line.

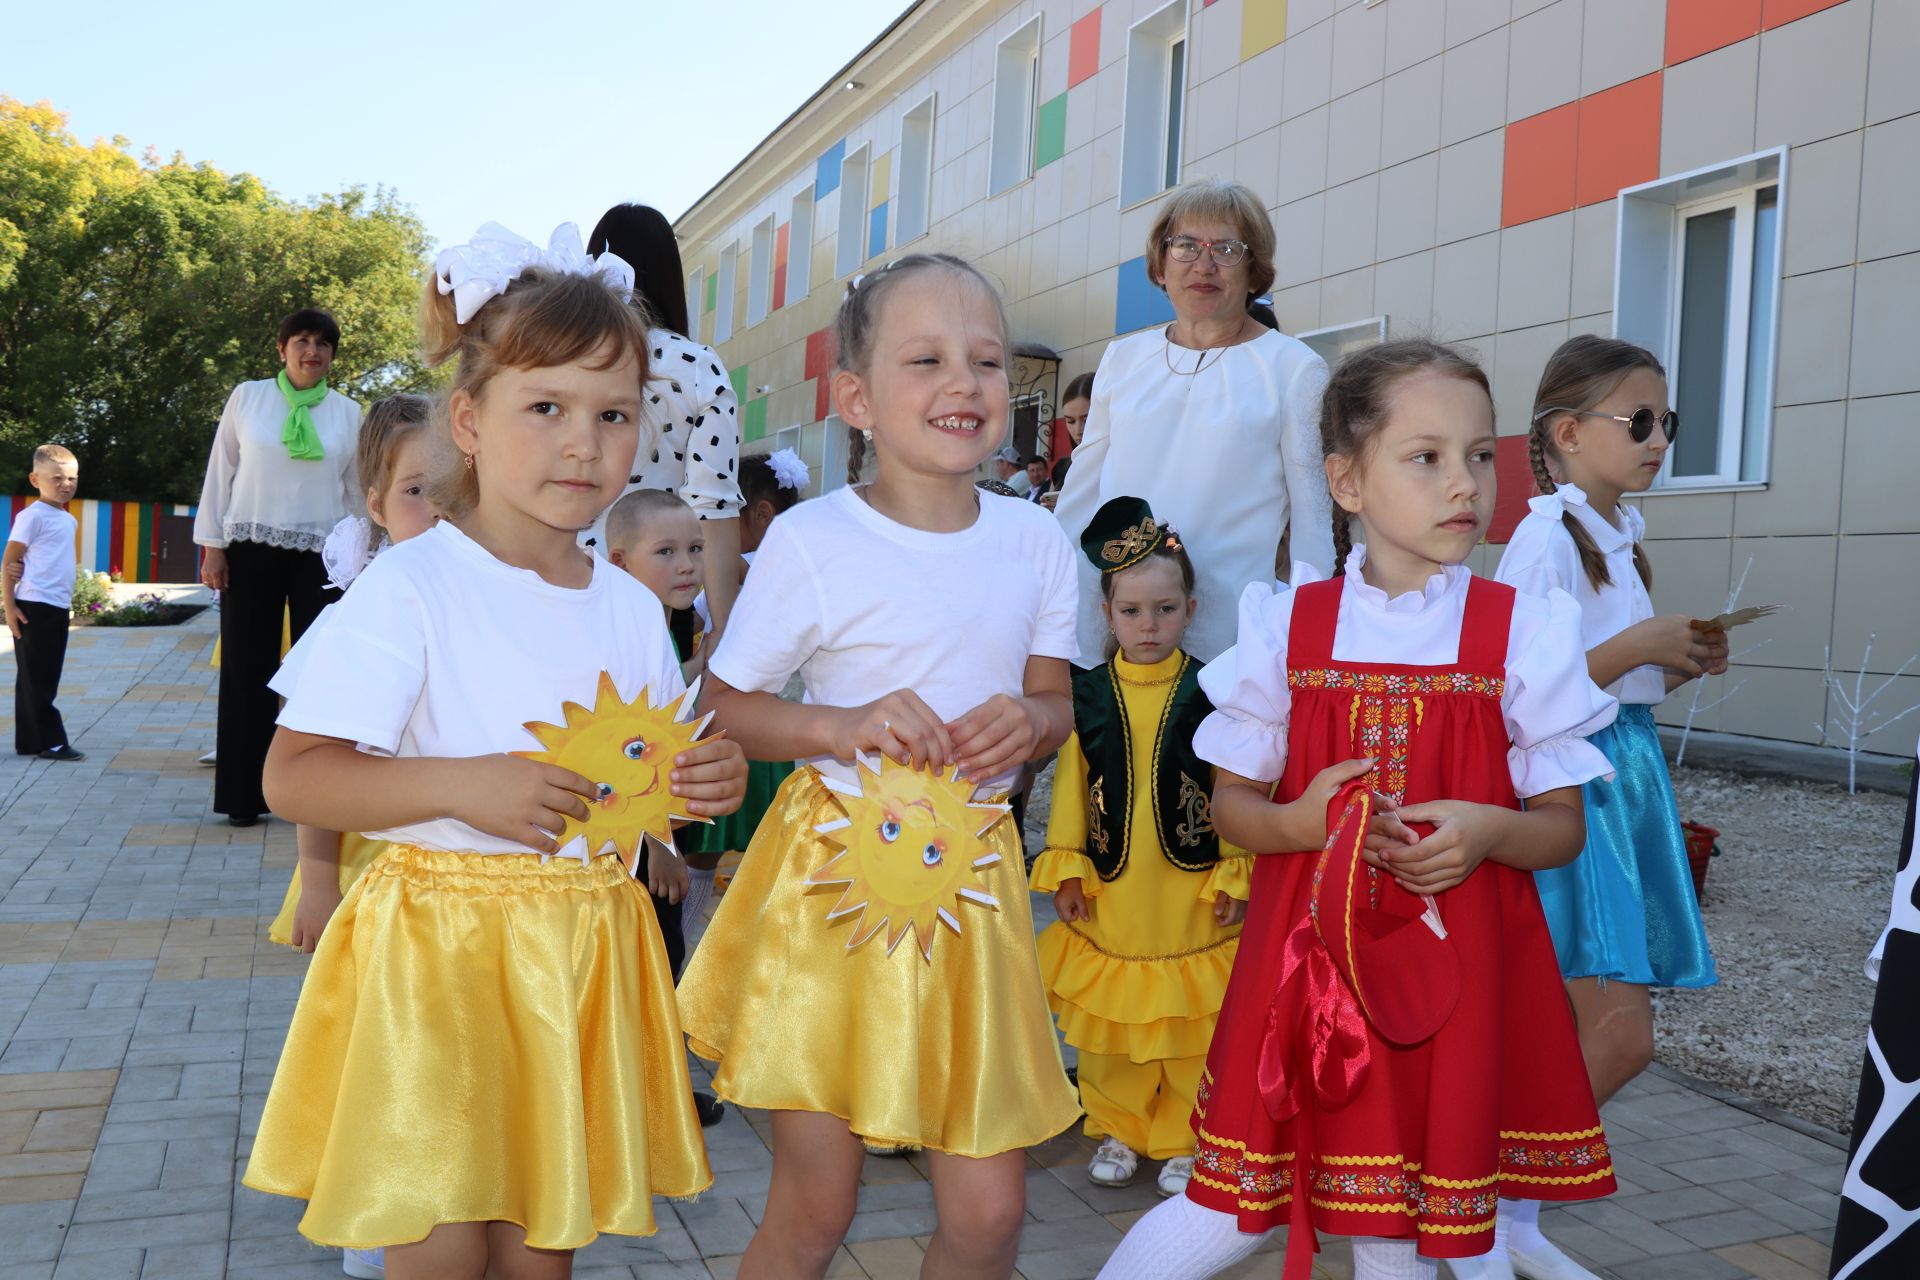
left=1287, top=668, right=1505, bottom=698
left=224, top=522, right=328, bottom=553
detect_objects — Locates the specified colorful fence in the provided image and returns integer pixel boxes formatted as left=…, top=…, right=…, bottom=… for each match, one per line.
left=0, top=498, right=198, bottom=583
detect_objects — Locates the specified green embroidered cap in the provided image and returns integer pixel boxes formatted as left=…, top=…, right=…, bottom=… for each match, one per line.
left=1080, top=495, right=1170, bottom=574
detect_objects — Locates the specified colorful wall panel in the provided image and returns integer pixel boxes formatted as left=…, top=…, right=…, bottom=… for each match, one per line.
left=0, top=498, right=198, bottom=583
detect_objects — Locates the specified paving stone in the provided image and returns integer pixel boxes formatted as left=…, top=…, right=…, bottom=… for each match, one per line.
left=1610, top=1251, right=1755, bottom=1279
left=49, top=1250, right=144, bottom=1280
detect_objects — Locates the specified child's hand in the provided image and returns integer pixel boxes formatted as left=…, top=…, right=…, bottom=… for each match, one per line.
left=291, top=871, right=344, bottom=954
left=671, top=736, right=747, bottom=817
left=1698, top=626, right=1731, bottom=676
left=834, top=690, right=952, bottom=771
left=1364, top=792, right=1420, bottom=864
left=1377, top=799, right=1496, bottom=893
left=453, top=754, right=595, bottom=852
left=1283, top=756, right=1376, bottom=848
left=1630, top=614, right=1721, bottom=676
left=1213, top=891, right=1246, bottom=927
left=948, top=694, right=1044, bottom=781
left=4, top=604, right=23, bottom=640
left=1054, top=878, right=1092, bottom=923
left=647, top=840, right=690, bottom=904
left=3, top=559, right=21, bottom=583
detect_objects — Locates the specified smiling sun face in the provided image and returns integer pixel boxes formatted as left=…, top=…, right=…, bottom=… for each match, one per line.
left=807, top=757, right=1008, bottom=961
left=516, top=672, right=713, bottom=870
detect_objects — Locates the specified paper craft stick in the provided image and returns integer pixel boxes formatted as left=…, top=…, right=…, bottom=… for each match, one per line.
left=1693, top=604, right=1780, bottom=632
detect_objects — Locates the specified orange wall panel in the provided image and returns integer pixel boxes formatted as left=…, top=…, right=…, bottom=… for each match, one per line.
left=1502, top=103, right=1579, bottom=227
left=1068, top=10, right=1101, bottom=89
left=1575, top=73, right=1663, bottom=207
left=1665, top=0, right=1762, bottom=65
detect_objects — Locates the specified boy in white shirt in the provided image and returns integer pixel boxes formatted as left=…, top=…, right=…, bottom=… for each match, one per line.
left=4, top=445, right=84, bottom=761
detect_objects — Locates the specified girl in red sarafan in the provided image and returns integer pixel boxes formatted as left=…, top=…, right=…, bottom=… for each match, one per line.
left=1100, top=339, right=1620, bottom=1280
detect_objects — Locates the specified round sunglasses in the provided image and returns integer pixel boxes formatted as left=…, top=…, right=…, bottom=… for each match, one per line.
left=1535, top=406, right=1680, bottom=444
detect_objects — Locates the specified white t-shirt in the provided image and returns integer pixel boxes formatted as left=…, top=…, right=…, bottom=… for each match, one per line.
left=1494, top=483, right=1665, bottom=706
left=1194, top=547, right=1618, bottom=800
left=1051, top=326, right=1337, bottom=666
left=708, top=486, right=1079, bottom=791
left=194, top=378, right=362, bottom=552
left=7, top=502, right=77, bottom=609
left=274, top=521, right=685, bottom=857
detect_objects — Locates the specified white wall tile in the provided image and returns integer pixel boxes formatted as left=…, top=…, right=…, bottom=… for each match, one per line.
left=1089, top=126, right=1123, bottom=204
left=1042, top=30, right=1070, bottom=100
left=1507, top=0, right=1584, bottom=122
left=1375, top=250, right=1436, bottom=330
left=1441, top=27, right=1510, bottom=146
left=1274, top=279, right=1323, bottom=332
left=1773, top=265, right=1854, bottom=406
left=1732, top=401, right=1844, bottom=537
left=1193, top=0, right=1245, bottom=85
left=1327, top=83, right=1384, bottom=186
left=1579, top=0, right=1662, bottom=96
left=1434, top=130, right=1504, bottom=244
left=1446, top=0, right=1512, bottom=48
left=1274, top=192, right=1328, bottom=288
left=1660, top=39, right=1758, bottom=178
left=1323, top=174, right=1381, bottom=275
left=1283, top=20, right=1336, bottom=121
left=1858, top=113, right=1920, bottom=263
left=1330, top=0, right=1389, bottom=98
left=1321, top=265, right=1376, bottom=325
left=1234, top=127, right=1283, bottom=210
left=1839, top=393, right=1920, bottom=535
left=1568, top=200, right=1616, bottom=319
left=1850, top=250, right=1920, bottom=399
left=1188, top=67, right=1244, bottom=163
left=1756, top=0, right=1871, bottom=150
left=1095, top=50, right=1129, bottom=132
left=1386, top=0, right=1445, bottom=73
left=1432, top=231, right=1502, bottom=339
left=1497, top=213, right=1573, bottom=329
left=1237, top=42, right=1289, bottom=139
left=1065, top=80, right=1099, bottom=155
left=1086, top=185, right=1124, bottom=269
left=1489, top=321, right=1569, bottom=435
left=1868, top=0, right=1920, bottom=125
left=1725, top=535, right=1838, bottom=670
left=1380, top=56, right=1444, bottom=168
left=1289, top=0, right=1336, bottom=38
left=1377, top=153, right=1440, bottom=261
left=1276, top=105, right=1331, bottom=203
left=1784, top=131, right=1862, bottom=277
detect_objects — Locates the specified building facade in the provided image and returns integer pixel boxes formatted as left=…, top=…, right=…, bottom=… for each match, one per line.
left=674, top=0, right=1920, bottom=752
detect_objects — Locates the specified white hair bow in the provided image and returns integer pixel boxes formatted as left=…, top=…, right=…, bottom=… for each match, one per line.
left=766, top=447, right=810, bottom=492
left=434, top=222, right=636, bottom=325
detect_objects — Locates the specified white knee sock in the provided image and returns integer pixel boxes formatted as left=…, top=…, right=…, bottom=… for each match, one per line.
left=1353, top=1238, right=1438, bottom=1280
left=682, top=865, right=716, bottom=946
left=1502, top=1196, right=1538, bottom=1244
left=1096, top=1195, right=1271, bottom=1279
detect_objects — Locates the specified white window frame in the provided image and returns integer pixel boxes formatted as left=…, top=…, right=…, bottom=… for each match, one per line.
left=787, top=189, right=815, bottom=304
left=896, top=94, right=937, bottom=246
left=989, top=17, right=1043, bottom=196
left=836, top=145, right=873, bottom=278
left=1297, top=316, right=1388, bottom=368
left=714, top=242, right=738, bottom=345
left=1614, top=147, right=1787, bottom=492
left=685, top=266, right=705, bottom=344
left=1119, top=2, right=1190, bottom=210
left=747, top=215, right=775, bottom=327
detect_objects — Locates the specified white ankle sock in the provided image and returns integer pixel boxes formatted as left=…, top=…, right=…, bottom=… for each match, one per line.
left=682, top=866, right=716, bottom=945
left=1096, top=1195, right=1271, bottom=1279
left=1500, top=1198, right=1601, bottom=1280
left=1353, top=1239, right=1438, bottom=1280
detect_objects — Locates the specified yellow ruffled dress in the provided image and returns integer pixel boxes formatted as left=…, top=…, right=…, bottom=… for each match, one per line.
left=678, top=768, right=1081, bottom=1157
left=265, top=833, right=388, bottom=947
left=1031, top=651, right=1250, bottom=1159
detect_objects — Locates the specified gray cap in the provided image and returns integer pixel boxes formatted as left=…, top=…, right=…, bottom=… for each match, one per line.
left=994, top=445, right=1023, bottom=464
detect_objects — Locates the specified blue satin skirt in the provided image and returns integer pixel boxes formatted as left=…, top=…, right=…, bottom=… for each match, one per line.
left=1536, top=705, right=1717, bottom=988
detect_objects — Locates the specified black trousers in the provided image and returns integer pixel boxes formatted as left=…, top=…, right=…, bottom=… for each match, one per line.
left=215, top=541, right=336, bottom=818
left=13, top=599, right=72, bottom=754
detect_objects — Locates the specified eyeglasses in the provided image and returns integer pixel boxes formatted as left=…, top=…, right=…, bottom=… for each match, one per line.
left=1536, top=406, right=1680, bottom=444
left=1162, top=236, right=1249, bottom=267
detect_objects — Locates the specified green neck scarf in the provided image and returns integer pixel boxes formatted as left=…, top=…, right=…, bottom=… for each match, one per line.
left=276, top=370, right=329, bottom=461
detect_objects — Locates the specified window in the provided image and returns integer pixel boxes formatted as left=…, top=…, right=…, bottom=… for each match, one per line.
left=747, top=215, right=774, bottom=327
left=714, top=242, right=738, bottom=345
left=896, top=95, right=937, bottom=245
left=787, top=190, right=814, bottom=304
left=1120, top=2, right=1188, bottom=208
left=1615, top=148, right=1785, bottom=488
left=990, top=17, right=1042, bottom=196
left=685, top=267, right=704, bottom=344
left=835, top=146, right=872, bottom=278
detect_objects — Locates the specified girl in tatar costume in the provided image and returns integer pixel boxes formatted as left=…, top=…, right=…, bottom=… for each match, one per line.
left=1100, top=340, right=1619, bottom=1280
left=244, top=223, right=747, bottom=1280
left=1033, top=495, right=1249, bottom=1198
left=680, top=254, right=1082, bottom=1280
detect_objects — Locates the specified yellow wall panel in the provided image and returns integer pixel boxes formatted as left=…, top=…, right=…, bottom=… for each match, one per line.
left=1242, top=0, right=1287, bottom=60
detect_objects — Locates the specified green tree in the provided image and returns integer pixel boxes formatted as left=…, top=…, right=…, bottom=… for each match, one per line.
left=0, top=97, right=435, bottom=503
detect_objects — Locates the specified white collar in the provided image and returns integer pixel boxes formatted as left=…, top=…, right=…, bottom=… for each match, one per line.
left=1341, top=544, right=1468, bottom=615
left=1525, top=482, right=1642, bottom=552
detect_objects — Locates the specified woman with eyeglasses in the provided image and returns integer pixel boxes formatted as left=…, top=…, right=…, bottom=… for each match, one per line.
left=1051, top=179, right=1334, bottom=665
left=1486, top=334, right=1723, bottom=1280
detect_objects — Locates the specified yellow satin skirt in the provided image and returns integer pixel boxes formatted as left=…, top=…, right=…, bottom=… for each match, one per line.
left=678, top=768, right=1080, bottom=1157
left=266, top=833, right=388, bottom=948
left=243, top=845, right=712, bottom=1250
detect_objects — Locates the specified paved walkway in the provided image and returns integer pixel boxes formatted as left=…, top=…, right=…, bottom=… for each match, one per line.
left=0, top=616, right=1851, bottom=1279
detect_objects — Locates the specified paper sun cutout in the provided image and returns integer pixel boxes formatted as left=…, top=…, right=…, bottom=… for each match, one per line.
left=516, top=673, right=715, bottom=871
left=808, top=756, right=1009, bottom=961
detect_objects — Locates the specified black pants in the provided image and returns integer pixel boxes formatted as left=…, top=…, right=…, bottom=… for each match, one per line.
left=14, top=599, right=72, bottom=754
left=643, top=833, right=690, bottom=979
left=215, top=541, right=336, bottom=818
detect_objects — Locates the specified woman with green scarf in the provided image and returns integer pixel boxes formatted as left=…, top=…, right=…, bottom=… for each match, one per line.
left=194, top=309, right=362, bottom=827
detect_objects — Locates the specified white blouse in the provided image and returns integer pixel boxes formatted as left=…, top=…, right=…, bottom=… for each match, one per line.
left=193, top=378, right=362, bottom=552
left=1051, top=326, right=1336, bottom=666
left=1494, top=483, right=1664, bottom=707
left=1194, top=547, right=1617, bottom=799
left=584, top=328, right=743, bottom=551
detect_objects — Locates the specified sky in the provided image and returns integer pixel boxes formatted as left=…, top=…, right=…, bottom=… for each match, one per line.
left=2, top=0, right=913, bottom=251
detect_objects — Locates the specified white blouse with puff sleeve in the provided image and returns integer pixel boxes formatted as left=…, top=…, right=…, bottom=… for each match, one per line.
left=193, top=379, right=361, bottom=552
left=1193, top=547, right=1618, bottom=798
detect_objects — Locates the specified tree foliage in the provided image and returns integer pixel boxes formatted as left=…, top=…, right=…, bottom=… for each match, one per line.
left=0, top=97, right=435, bottom=502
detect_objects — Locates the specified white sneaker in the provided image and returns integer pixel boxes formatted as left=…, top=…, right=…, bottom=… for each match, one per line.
left=1087, top=1136, right=1140, bottom=1187
left=197, top=750, right=217, bottom=766
left=1446, top=1254, right=1515, bottom=1280
left=1156, top=1155, right=1194, bottom=1197
left=341, top=1248, right=384, bottom=1278
left=1509, top=1234, right=1601, bottom=1280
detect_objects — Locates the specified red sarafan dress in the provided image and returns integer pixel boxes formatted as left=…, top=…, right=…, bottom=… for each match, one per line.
left=1187, top=566, right=1617, bottom=1277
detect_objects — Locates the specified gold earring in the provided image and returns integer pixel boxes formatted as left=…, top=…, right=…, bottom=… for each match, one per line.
left=463, top=453, right=475, bottom=470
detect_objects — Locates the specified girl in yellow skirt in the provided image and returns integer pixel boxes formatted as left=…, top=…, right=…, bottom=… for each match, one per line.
left=268, top=392, right=441, bottom=954
left=243, top=222, right=748, bottom=1280
left=681, top=254, right=1083, bottom=1280
left=1033, top=496, right=1249, bottom=1200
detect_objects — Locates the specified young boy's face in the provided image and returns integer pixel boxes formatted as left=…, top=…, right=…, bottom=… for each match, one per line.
left=31, top=460, right=78, bottom=506
left=611, top=506, right=704, bottom=611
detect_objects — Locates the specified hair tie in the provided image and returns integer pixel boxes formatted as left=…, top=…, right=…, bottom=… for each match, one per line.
left=434, top=222, right=635, bottom=325
left=766, top=448, right=810, bottom=492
